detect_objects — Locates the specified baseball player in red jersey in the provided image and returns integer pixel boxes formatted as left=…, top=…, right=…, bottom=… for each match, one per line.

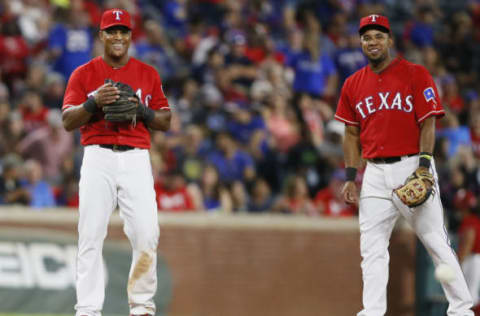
left=62, top=9, right=171, bottom=316
left=335, top=15, right=474, bottom=315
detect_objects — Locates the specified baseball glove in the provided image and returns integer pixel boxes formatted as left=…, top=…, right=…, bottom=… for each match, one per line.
left=393, top=167, right=435, bottom=207
left=102, top=79, right=138, bottom=124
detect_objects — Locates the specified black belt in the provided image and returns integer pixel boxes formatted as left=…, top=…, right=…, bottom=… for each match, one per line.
left=99, top=144, right=135, bottom=151
left=370, top=153, right=417, bottom=164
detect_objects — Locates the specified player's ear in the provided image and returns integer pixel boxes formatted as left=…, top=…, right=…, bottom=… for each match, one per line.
left=388, top=34, right=394, bottom=47
left=99, top=30, right=105, bottom=42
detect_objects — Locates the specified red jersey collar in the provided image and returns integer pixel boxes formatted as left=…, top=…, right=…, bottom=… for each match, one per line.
left=100, top=56, right=132, bottom=70
left=367, top=56, right=400, bottom=75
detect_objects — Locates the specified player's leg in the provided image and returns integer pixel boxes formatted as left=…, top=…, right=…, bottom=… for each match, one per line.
left=461, top=254, right=480, bottom=305
left=75, top=146, right=118, bottom=316
left=357, top=197, right=399, bottom=316
left=357, top=162, right=400, bottom=316
left=393, top=165, right=474, bottom=316
left=117, top=149, right=159, bottom=316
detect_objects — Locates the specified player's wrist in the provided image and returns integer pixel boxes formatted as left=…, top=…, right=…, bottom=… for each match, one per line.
left=345, top=167, right=357, bottom=182
left=419, top=152, right=432, bottom=168
left=136, top=102, right=155, bottom=124
left=83, top=96, right=98, bottom=113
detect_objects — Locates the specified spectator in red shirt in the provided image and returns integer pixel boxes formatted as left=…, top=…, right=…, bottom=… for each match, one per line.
left=314, top=169, right=357, bottom=217
left=0, top=17, right=30, bottom=94
left=470, top=112, right=480, bottom=160
left=18, top=89, right=49, bottom=132
left=155, top=170, right=196, bottom=212
left=456, top=189, right=480, bottom=306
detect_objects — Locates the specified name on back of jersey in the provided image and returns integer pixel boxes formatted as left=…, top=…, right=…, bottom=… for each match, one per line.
left=355, top=92, right=413, bottom=119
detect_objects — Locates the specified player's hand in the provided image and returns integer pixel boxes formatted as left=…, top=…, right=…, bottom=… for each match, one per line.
left=342, top=181, right=359, bottom=205
left=94, top=82, right=120, bottom=107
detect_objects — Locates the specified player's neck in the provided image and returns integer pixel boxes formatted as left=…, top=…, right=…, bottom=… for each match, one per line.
left=102, top=55, right=130, bottom=69
left=368, top=55, right=393, bottom=73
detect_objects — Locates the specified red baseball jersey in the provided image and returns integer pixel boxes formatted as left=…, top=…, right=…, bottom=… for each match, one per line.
left=335, top=57, right=444, bottom=158
left=63, top=56, right=169, bottom=148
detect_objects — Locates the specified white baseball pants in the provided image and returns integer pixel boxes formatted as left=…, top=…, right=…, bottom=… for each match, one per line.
left=75, top=145, right=159, bottom=316
left=357, top=155, right=473, bottom=316
left=462, top=254, right=480, bottom=305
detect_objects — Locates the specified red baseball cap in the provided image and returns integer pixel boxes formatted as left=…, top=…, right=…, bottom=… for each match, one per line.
left=100, top=9, right=132, bottom=30
left=358, top=14, right=390, bottom=35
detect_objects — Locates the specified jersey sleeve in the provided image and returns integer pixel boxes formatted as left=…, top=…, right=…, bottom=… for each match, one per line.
left=62, top=67, right=86, bottom=111
left=413, top=65, right=444, bottom=123
left=149, top=70, right=170, bottom=111
left=334, top=79, right=359, bottom=126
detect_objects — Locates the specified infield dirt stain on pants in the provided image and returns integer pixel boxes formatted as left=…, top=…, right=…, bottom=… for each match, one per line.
left=128, top=251, right=153, bottom=293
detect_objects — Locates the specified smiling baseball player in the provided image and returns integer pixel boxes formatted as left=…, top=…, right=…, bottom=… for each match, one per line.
left=335, top=15, right=474, bottom=316
left=62, top=9, right=171, bottom=316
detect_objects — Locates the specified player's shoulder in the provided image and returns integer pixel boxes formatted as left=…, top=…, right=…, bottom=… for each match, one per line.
left=397, top=57, right=430, bottom=75
left=129, top=57, right=159, bottom=74
left=344, top=65, right=370, bottom=86
left=71, top=56, right=103, bottom=76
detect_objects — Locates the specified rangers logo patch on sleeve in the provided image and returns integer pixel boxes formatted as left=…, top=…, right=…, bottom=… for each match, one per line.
left=423, top=87, right=435, bottom=102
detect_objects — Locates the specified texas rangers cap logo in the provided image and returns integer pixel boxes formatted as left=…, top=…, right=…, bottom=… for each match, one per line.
left=113, top=10, right=123, bottom=20
left=358, top=14, right=391, bottom=34
left=100, top=8, right=132, bottom=30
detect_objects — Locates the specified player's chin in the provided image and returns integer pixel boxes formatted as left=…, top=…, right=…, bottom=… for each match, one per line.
left=367, top=54, right=385, bottom=64
left=110, top=49, right=128, bottom=58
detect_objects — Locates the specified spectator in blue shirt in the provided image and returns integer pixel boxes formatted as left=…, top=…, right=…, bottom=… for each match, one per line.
left=288, top=31, right=337, bottom=99
left=437, top=111, right=472, bottom=158
left=226, top=101, right=267, bottom=146
left=135, top=20, right=179, bottom=81
left=408, top=6, right=436, bottom=48
left=276, top=28, right=304, bottom=65
left=334, top=28, right=367, bottom=87
left=47, top=9, right=93, bottom=80
left=207, top=132, right=256, bottom=185
left=21, top=159, right=56, bottom=209
left=162, top=0, right=188, bottom=37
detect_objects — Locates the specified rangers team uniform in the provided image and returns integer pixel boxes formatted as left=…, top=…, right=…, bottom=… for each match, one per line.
left=335, top=57, right=474, bottom=315
left=63, top=55, right=169, bottom=315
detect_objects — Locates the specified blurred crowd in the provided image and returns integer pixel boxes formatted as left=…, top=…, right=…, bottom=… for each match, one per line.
left=0, top=0, right=479, bottom=228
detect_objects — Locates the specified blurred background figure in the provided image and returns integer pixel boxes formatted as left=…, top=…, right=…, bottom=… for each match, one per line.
left=247, top=177, right=275, bottom=213
left=0, top=154, right=30, bottom=205
left=188, top=164, right=232, bottom=213
left=17, top=109, right=74, bottom=184
left=47, top=7, right=93, bottom=81
left=21, top=159, right=56, bottom=209
left=456, top=189, right=480, bottom=308
left=155, top=170, right=196, bottom=212
left=272, top=174, right=317, bottom=216
left=314, top=169, right=357, bottom=217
